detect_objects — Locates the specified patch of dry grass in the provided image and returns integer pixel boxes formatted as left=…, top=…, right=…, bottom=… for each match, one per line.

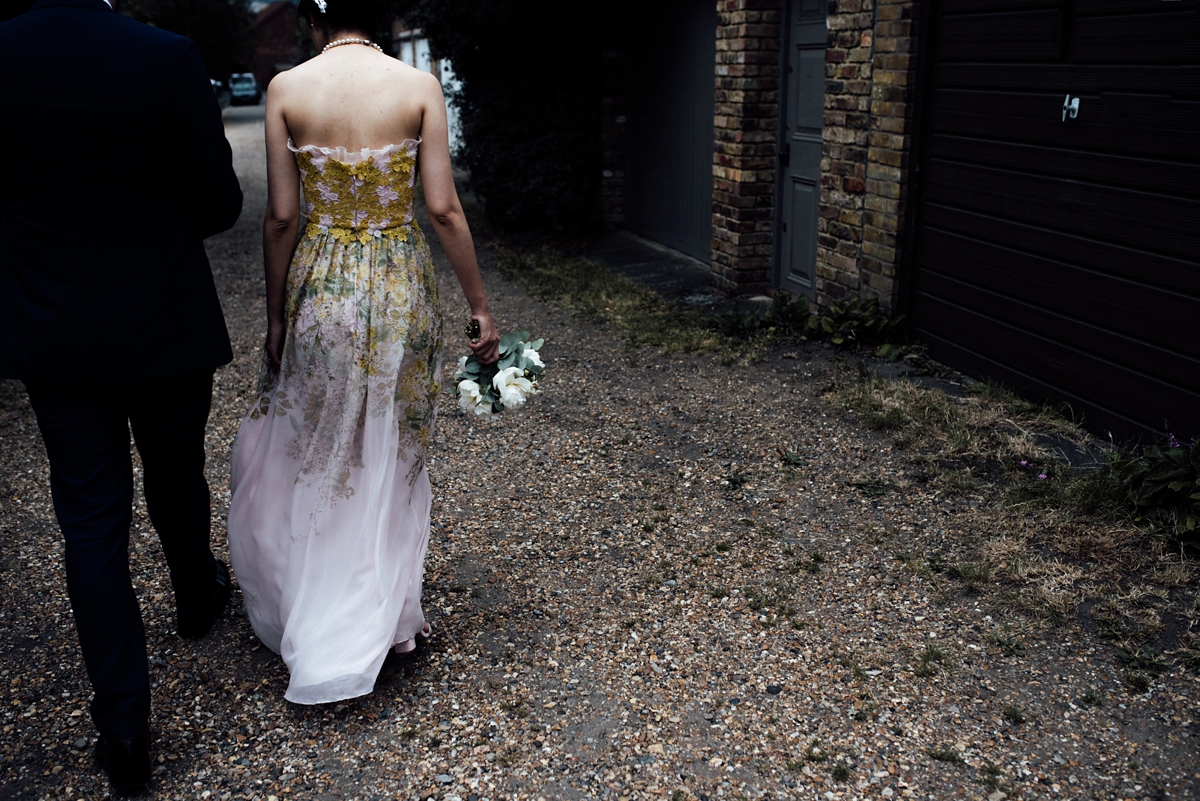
left=490, top=246, right=760, bottom=362
left=831, top=367, right=1200, bottom=668
left=829, top=373, right=1083, bottom=465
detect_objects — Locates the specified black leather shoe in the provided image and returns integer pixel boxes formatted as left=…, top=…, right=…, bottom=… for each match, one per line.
left=95, top=729, right=150, bottom=795
left=178, top=560, right=231, bottom=639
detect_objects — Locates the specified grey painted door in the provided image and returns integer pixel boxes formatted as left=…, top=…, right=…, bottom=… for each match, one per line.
left=626, top=0, right=717, bottom=262
left=775, top=0, right=826, bottom=294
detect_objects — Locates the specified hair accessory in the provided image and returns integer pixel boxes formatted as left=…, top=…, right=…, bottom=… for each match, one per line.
left=314, top=0, right=327, bottom=13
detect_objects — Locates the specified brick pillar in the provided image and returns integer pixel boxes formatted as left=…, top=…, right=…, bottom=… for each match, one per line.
left=816, top=1, right=876, bottom=306
left=862, top=0, right=917, bottom=309
left=816, top=0, right=916, bottom=311
left=712, top=0, right=782, bottom=295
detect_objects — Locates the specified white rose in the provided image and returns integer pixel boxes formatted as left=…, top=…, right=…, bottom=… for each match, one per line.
left=523, top=348, right=544, bottom=368
left=492, top=366, right=534, bottom=410
left=457, top=379, right=490, bottom=417
left=457, top=356, right=469, bottom=374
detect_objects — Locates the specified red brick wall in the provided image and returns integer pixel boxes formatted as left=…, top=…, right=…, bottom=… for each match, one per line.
left=816, top=0, right=917, bottom=309
left=711, top=0, right=783, bottom=294
left=861, top=0, right=917, bottom=309
left=705, top=0, right=917, bottom=307
left=604, top=0, right=918, bottom=305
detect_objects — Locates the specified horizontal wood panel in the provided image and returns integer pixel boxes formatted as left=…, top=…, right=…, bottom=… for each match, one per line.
left=931, top=89, right=1200, bottom=157
left=940, top=0, right=1058, bottom=13
left=934, top=65, right=1200, bottom=98
left=913, top=0, right=1200, bottom=440
left=922, top=204, right=1200, bottom=296
left=919, top=228, right=1200, bottom=364
left=1068, top=0, right=1200, bottom=13
left=941, top=0, right=1198, bottom=11
left=923, top=161, right=1200, bottom=258
left=917, top=269, right=1200, bottom=395
left=928, top=133, right=1200, bottom=198
left=917, top=329, right=1179, bottom=441
left=937, top=10, right=1062, bottom=62
left=913, top=295, right=1200, bottom=438
left=1071, top=12, right=1199, bottom=63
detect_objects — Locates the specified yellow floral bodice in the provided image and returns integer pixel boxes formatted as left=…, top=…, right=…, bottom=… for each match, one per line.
left=289, top=138, right=420, bottom=246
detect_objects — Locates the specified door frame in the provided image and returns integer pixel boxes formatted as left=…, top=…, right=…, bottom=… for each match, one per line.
left=894, top=0, right=943, bottom=325
left=770, top=0, right=790, bottom=293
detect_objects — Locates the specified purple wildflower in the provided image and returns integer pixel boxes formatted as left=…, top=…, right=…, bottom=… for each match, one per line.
left=1037, top=473, right=1047, bottom=480
left=1019, top=460, right=1028, bottom=467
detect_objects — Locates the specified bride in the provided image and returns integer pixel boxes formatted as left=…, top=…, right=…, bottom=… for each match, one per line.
left=227, top=0, right=500, bottom=704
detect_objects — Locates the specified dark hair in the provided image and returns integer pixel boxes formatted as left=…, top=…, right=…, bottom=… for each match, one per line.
left=297, top=0, right=387, bottom=37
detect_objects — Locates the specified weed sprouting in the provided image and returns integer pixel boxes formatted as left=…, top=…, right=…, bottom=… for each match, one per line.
left=914, top=643, right=950, bottom=677
left=1117, top=645, right=1167, bottom=672
left=948, top=561, right=993, bottom=592
left=1118, top=671, right=1147, bottom=695
left=927, top=747, right=964, bottom=763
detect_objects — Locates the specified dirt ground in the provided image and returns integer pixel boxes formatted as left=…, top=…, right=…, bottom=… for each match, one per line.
left=1, top=108, right=1197, bottom=801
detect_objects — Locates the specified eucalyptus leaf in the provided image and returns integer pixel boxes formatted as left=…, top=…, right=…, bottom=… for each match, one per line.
left=499, top=331, right=526, bottom=352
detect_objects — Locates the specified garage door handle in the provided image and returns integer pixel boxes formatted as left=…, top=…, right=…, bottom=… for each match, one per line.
left=1062, top=95, right=1080, bottom=121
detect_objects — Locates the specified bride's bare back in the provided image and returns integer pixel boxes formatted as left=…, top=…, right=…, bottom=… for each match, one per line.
left=264, top=45, right=454, bottom=219
left=259, top=41, right=500, bottom=366
left=272, top=45, right=433, bottom=150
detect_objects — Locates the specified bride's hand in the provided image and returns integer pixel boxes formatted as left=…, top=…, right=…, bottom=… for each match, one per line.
left=265, top=321, right=286, bottom=369
left=469, top=312, right=501, bottom=364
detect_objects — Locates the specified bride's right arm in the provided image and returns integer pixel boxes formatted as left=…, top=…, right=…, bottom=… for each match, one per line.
left=262, top=76, right=302, bottom=368
left=417, top=74, right=501, bottom=365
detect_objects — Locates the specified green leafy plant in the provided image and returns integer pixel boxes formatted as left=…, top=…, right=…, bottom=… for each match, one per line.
left=804, top=296, right=906, bottom=348
left=722, top=292, right=906, bottom=349
left=1116, top=644, right=1168, bottom=672
left=1110, top=435, right=1200, bottom=542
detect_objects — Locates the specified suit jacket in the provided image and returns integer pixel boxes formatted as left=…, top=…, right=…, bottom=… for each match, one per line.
left=0, top=0, right=242, bottom=380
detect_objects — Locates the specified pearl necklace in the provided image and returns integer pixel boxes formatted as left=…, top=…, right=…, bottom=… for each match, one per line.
left=321, top=37, right=384, bottom=55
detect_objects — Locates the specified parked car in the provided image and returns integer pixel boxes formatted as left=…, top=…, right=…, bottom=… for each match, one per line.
left=228, top=73, right=261, bottom=106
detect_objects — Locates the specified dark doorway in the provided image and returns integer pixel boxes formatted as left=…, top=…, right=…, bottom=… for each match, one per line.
left=625, top=0, right=717, bottom=263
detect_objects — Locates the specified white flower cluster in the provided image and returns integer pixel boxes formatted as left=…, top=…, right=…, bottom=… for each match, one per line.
left=454, top=331, right=544, bottom=418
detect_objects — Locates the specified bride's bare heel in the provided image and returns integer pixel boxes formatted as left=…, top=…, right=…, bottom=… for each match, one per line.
left=393, top=622, right=432, bottom=655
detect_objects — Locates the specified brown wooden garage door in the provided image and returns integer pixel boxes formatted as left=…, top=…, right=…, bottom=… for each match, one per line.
left=909, top=0, right=1200, bottom=440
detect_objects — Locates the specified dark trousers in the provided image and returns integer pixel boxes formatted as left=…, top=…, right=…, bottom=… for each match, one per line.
left=24, top=371, right=219, bottom=739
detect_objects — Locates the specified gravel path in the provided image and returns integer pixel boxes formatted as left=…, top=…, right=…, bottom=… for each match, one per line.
left=1, top=110, right=1197, bottom=801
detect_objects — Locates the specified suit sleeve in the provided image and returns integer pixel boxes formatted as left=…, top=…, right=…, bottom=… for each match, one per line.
left=175, top=40, right=243, bottom=239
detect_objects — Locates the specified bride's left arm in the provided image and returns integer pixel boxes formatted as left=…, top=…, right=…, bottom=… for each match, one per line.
left=417, top=74, right=500, bottom=365
left=262, top=76, right=302, bottom=368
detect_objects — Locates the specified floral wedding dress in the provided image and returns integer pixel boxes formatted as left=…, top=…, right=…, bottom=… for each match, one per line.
left=228, top=138, right=442, bottom=704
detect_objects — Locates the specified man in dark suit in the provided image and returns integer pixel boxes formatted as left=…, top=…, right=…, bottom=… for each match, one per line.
left=0, top=0, right=242, bottom=793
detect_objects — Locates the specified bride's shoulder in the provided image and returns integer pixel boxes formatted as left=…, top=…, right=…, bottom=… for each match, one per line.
left=390, top=63, right=444, bottom=101
left=266, top=62, right=306, bottom=100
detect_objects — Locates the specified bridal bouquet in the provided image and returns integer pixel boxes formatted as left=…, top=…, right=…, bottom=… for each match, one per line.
left=453, top=331, right=545, bottom=417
